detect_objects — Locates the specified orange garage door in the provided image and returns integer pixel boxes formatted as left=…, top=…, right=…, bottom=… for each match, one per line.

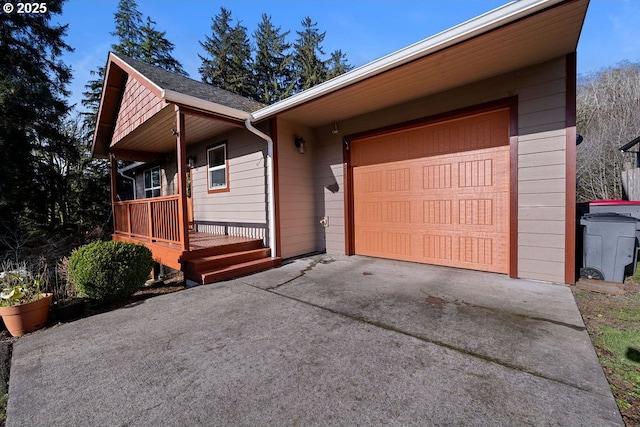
left=352, top=109, right=510, bottom=274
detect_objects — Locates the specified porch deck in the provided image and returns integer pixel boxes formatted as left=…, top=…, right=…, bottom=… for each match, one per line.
left=113, top=231, right=262, bottom=265
left=187, top=231, right=264, bottom=252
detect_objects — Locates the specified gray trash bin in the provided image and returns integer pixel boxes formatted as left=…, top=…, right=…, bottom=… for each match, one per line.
left=588, top=200, right=640, bottom=242
left=580, top=213, right=639, bottom=283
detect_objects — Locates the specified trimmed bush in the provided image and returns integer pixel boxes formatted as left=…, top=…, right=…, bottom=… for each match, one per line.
left=68, top=241, right=153, bottom=304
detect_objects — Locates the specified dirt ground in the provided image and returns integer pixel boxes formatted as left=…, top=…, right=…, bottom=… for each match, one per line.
left=572, top=279, right=640, bottom=426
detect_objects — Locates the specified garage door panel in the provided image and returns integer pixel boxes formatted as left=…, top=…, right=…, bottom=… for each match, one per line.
left=352, top=109, right=510, bottom=274
left=456, top=192, right=509, bottom=230
left=355, top=228, right=507, bottom=273
left=354, top=147, right=509, bottom=195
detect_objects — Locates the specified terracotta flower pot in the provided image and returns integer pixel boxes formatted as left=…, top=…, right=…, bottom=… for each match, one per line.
left=0, top=293, right=52, bottom=337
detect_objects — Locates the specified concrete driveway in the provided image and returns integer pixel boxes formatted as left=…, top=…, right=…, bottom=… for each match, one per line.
left=7, top=255, right=623, bottom=426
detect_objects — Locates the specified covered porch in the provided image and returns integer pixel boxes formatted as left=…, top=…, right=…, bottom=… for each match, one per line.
left=93, top=54, right=279, bottom=284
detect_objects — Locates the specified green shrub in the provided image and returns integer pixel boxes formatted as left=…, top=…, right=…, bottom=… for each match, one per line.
left=68, top=241, right=153, bottom=304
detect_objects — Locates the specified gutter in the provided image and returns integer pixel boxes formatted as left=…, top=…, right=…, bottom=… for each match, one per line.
left=118, top=161, right=145, bottom=173
left=244, top=118, right=276, bottom=258
left=251, top=0, right=562, bottom=121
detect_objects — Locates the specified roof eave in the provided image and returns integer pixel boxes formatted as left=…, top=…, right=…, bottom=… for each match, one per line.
left=91, top=52, right=166, bottom=159
left=109, top=52, right=164, bottom=97
left=163, top=89, right=251, bottom=122
left=90, top=53, right=254, bottom=159
left=90, top=54, right=115, bottom=159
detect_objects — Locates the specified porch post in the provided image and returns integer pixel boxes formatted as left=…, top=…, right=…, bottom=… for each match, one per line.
left=175, top=106, right=190, bottom=251
left=109, top=152, right=118, bottom=204
left=109, top=153, right=118, bottom=232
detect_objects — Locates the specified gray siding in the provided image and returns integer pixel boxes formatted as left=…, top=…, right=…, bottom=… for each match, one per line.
left=313, top=134, right=345, bottom=255
left=276, top=118, right=317, bottom=259
left=515, top=61, right=568, bottom=283
left=188, top=128, right=267, bottom=225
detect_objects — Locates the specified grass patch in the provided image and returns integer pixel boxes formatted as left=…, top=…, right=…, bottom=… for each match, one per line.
left=600, top=326, right=640, bottom=366
left=617, top=310, right=640, bottom=322
left=594, top=326, right=640, bottom=421
left=618, top=399, right=632, bottom=410
left=0, top=393, right=7, bottom=425
left=632, top=264, right=640, bottom=282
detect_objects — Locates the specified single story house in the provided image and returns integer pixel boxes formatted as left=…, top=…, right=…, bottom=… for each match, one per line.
left=92, top=0, right=588, bottom=285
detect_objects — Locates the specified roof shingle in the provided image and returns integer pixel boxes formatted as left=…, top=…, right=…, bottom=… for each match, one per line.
left=117, top=54, right=265, bottom=113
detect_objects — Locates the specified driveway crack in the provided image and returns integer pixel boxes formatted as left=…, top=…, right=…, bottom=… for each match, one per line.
left=263, top=257, right=334, bottom=291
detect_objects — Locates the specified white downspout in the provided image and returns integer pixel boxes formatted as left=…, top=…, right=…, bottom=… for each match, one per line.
left=244, top=118, right=276, bottom=258
left=118, top=169, right=137, bottom=199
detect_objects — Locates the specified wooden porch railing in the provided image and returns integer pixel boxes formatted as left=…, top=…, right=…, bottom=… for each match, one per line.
left=113, top=195, right=184, bottom=247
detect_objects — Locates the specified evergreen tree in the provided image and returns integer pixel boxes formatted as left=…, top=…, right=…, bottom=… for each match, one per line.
left=31, top=114, right=110, bottom=230
left=82, top=71, right=106, bottom=130
left=0, top=0, right=72, bottom=231
left=139, top=17, right=187, bottom=75
left=62, top=116, right=111, bottom=229
left=83, top=0, right=186, bottom=128
left=292, top=17, right=327, bottom=92
left=253, top=14, right=294, bottom=104
left=326, top=49, right=353, bottom=80
left=199, top=7, right=254, bottom=99
left=111, top=0, right=143, bottom=57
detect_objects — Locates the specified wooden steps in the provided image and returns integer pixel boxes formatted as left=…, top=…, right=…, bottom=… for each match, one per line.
left=184, top=246, right=280, bottom=285
left=115, top=232, right=280, bottom=284
left=181, top=239, right=264, bottom=261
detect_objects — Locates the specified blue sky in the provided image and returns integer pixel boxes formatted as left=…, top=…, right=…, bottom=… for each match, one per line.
left=52, top=0, right=640, bottom=111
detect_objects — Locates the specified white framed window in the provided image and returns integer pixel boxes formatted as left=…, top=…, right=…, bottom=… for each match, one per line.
left=207, top=143, right=228, bottom=192
left=144, top=166, right=161, bottom=198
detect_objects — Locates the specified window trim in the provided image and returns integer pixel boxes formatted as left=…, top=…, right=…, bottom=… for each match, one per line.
left=207, top=142, right=230, bottom=194
left=143, top=166, right=161, bottom=198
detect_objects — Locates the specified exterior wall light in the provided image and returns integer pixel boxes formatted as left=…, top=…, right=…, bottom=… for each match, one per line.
left=187, top=155, right=197, bottom=168
left=294, top=136, right=306, bottom=154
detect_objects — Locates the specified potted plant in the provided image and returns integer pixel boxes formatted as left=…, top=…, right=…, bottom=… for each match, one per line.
left=0, top=262, right=52, bottom=337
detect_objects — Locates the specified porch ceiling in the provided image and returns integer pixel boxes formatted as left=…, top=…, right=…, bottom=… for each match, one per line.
left=111, top=105, right=241, bottom=156
left=268, top=0, right=587, bottom=128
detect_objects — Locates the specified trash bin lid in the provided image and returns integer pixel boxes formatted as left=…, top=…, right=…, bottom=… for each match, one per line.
left=581, top=212, right=639, bottom=222
left=590, top=200, right=640, bottom=206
